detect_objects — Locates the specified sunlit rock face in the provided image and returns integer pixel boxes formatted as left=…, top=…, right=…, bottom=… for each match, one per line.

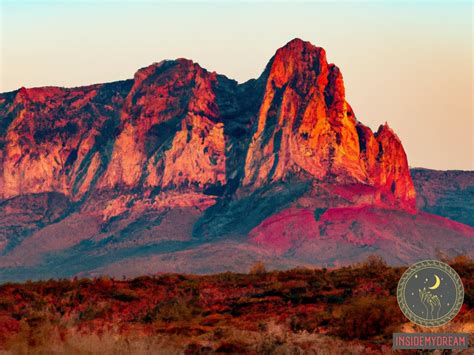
left=243, top=39, right=415, bottom=208
left=99, top=59, right=232, bottom=192
left=356, top=122, right=416, bottom=208
left=0, top=39, right=415, bottom=213
left=243, top=39, right=364, bottom=186
left=0, top=61, right=235, bottom=202
left=0, top=38, right=414, bottom=207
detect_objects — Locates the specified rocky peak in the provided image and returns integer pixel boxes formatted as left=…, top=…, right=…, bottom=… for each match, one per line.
left=99, top=58, right=230, bottom=191
left=264, top=38, right=328, bottom=89
left=354, top=121, right=415, bottom=208
left=243, top=38, right=365, bottom=188
left=374, top=123, right=416, bottom=206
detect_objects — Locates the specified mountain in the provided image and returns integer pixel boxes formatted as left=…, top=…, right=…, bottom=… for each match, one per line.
left=0, top=39, right=472, bottom=282
left=411, top=168, right=474, bottom=227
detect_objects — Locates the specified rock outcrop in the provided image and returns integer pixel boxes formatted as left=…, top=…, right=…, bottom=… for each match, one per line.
left=243, top=39, right=414, bottom=208
left=243, top=39, right=365, bottom=187
left=99, top=59, right=233, bottom=192
left=0, top=82, right=132, bottom=200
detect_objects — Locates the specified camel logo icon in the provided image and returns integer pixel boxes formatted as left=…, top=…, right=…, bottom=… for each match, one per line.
left=397, top=260, right=464, bottom=327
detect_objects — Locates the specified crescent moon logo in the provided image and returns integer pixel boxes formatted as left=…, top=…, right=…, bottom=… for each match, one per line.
left=428, top=274, right=441, bottom=290
left=397, top=260, right=464, bottom=327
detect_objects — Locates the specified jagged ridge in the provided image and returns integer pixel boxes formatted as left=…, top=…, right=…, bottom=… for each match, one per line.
left=0, top=39, right=414, bottom=209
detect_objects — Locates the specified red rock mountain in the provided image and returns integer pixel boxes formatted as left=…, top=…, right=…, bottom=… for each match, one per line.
left=0, top=39, right=471, bottom=281
left=0, top=39, right=414, bottom=207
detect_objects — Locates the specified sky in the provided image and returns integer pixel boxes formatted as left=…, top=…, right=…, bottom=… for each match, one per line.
left=0, top=1, right=472, bottom=170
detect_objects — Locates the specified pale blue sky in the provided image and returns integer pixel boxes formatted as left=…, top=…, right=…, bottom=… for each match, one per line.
left=1, top=1, right=472, bottom=170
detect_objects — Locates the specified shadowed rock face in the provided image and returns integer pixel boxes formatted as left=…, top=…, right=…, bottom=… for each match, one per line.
left=0, top=39, right=470, bottom=281
left=411, top=169, right=474, bottom=227
left=0, top=82, right=132, bottom=200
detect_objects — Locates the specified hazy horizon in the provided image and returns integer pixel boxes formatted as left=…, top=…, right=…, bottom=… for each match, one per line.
left=1, top=1, right=472, bottom=170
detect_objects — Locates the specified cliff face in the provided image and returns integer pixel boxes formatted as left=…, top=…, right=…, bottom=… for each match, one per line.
left=243, top=39, right=414, bottom=207
left=243, top=39, right=364, bottom=186
left=0, top=82, right=131, bottom=199
left=0, top=38, right=415, bottom=209
left=98, top=59, right=234, bottom=192
left=356, top=122, right=415, bottom=207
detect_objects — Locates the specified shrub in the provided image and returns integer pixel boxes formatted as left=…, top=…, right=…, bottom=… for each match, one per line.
left=335, top=295, right=403, bottom=340
left=287, top=310, right=331, bottom=332
left=249, top=261, right=266, bottom=275
left=156, top=300, right=197, bottom=323
left=110, top=289, right=139, bottom=302
left=314, top=208, right=327, bottom=221
left=359, top=255, right=387, bottom=271
left=215, top=341, right=247, bottom=353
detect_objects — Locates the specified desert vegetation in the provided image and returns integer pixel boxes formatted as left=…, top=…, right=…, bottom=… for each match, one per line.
left=0, top=256, right=472, bottom=354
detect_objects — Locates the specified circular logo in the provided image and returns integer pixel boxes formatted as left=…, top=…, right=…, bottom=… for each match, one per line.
left=397, top=260, right=464, bottom=327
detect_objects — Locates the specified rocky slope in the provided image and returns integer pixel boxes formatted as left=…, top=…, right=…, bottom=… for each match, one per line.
left=0, top=39, right=472, bottom=281
left=411, top=168, right=474, bottom=227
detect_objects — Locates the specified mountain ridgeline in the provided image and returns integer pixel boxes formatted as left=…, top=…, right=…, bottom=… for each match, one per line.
left=0, top=39, right=472, bottom=281
left=0, top=39, right=413, bottom=206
